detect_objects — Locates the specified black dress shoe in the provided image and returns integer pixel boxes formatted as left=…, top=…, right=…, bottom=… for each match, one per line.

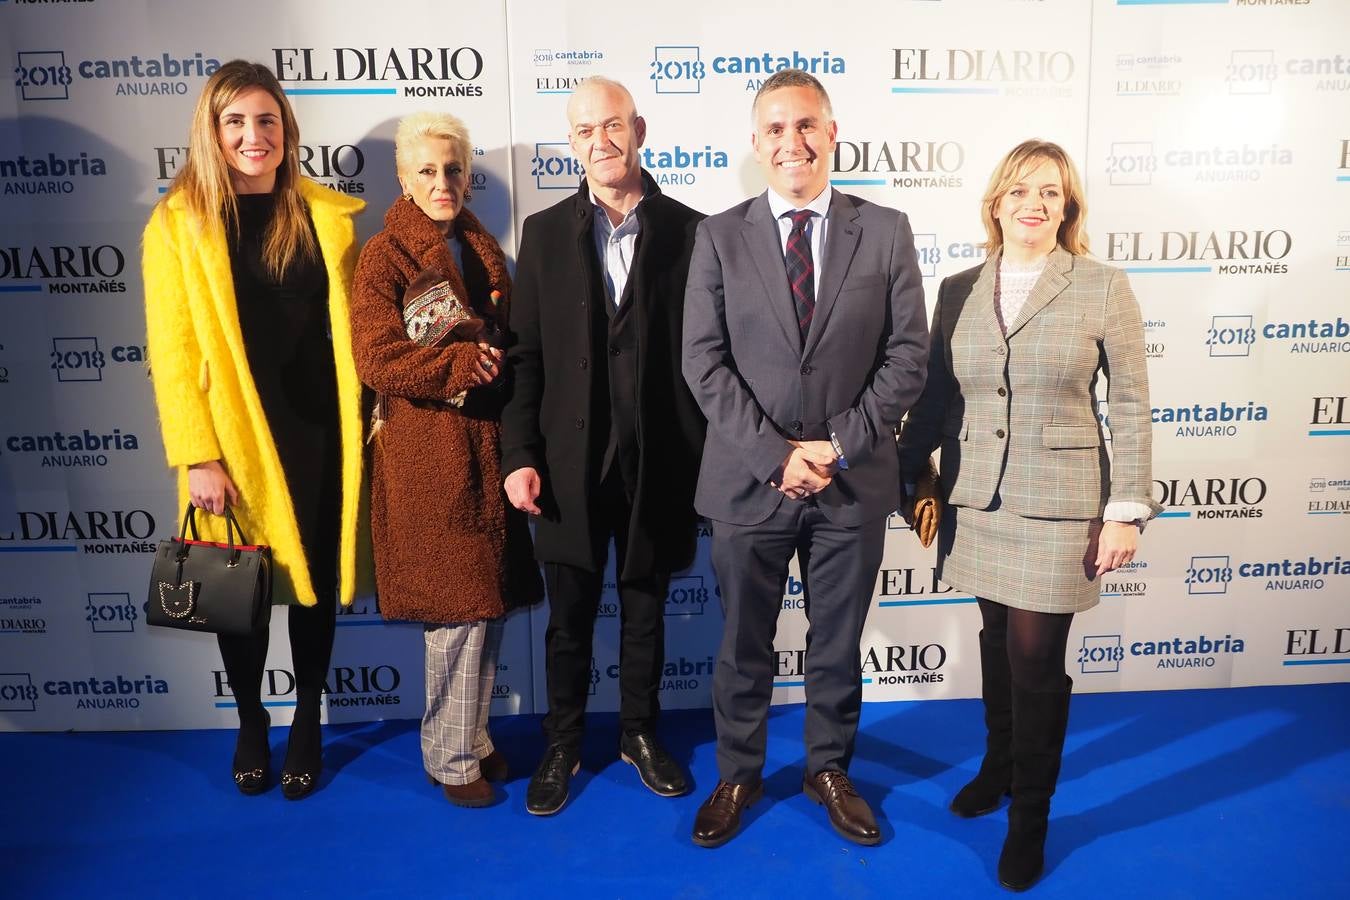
left=526, top=743, right=580, bottom=816
left=620, top=731, right=690, bottom=797
left=232, top=709, right=270, bottom=796
left=280, top=711, right=322, bottom=801
left=691, top=781, right=763, bottom=848
left=804, top=770, right=881, bottom=846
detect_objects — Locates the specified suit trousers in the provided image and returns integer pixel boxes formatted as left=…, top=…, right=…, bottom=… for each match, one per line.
left=710, top=500, right=885, bottom=784
left=542, top=469, right=668, bottom=747
left=422, top=617, right=504, bottom=785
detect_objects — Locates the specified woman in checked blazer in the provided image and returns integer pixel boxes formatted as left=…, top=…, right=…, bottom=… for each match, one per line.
left=898, top=140, right=1161, bottom=891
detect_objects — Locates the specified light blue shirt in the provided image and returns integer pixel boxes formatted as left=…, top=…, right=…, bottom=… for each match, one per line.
left=766, top=184, right=833, bottom=289
left=590, top=188, right=644, bottom=309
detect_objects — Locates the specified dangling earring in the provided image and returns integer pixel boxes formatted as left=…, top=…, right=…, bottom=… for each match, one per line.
left=463, top=187, right=472, bottom=204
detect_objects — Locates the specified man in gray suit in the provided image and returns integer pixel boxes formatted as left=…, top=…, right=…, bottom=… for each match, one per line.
left=681, top=69, right=929, bottom=848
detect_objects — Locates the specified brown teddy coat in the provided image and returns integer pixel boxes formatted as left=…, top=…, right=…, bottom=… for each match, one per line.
left=351, top=197, right=541, bottom=623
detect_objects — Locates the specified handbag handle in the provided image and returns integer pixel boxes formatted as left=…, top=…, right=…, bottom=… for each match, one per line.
left=178, top=503, right=251, bottom=566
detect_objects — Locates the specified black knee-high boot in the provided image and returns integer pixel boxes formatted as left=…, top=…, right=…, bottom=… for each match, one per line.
left=950, top=631, right=1015, bottom=820
left=217, top=626, right=271, bottom=794
left=281, top=597, right=337, bottom=800
left=951, top=627, right=1014, bottom=817
left=999, top=677, right=1073, bottom=891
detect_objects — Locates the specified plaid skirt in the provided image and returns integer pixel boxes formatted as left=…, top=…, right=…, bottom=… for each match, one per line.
left=935, top=495, right=1102, bottom=614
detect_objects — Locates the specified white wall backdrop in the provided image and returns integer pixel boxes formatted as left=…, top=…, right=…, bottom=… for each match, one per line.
left=1, top=0, right=1346, bottom=731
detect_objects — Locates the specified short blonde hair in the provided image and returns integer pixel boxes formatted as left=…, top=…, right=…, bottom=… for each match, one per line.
left=394, top=111, right=472, bottom=180
left=980, top=140, right=1088, bottom=256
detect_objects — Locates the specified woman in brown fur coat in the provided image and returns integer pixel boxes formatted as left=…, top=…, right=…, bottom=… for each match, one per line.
left=350, top=111, right=541, bottom=808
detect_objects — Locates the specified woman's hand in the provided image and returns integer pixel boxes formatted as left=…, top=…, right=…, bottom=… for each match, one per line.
left=472, top=342, right=503, bottom=385
left=187, top=460, right=239, bottom=516
left=1093, top=520, right=1138, bottom=577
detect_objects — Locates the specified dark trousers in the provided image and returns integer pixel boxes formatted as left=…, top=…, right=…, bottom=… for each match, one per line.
left=542, top=471, right=668, bottom=748
left=710, top=501, right=885, bottom=784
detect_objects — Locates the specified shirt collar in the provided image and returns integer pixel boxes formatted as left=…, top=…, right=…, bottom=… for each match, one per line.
left=766, top=184, right=833, bottom=221
left=589, top=185, right=646, bottom=232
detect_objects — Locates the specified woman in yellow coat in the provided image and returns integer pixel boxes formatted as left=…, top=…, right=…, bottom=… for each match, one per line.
left=142, top=60, right=365, bottom=800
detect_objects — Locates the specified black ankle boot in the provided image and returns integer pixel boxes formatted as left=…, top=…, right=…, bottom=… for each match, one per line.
left=998, top=678, right=1072, bottom=892
left=281, top=704, right=323, bottom=800
left=232, top=708, right=271, bottom=795
left=951, top=627, right=1013, bottom=817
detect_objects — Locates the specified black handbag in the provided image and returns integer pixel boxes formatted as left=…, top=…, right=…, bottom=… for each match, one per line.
left=146, top=504, right=272, bottom=636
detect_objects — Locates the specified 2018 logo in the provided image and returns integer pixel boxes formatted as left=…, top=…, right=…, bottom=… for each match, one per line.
left=0, top=673, right=40, bottom=712
left=86, top=592, right=136, bottom=633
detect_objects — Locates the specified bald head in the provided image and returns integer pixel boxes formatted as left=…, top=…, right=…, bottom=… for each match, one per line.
left=567, top=76, right=646, bottom=196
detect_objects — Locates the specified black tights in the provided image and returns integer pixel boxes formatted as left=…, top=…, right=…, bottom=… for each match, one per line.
left=218, top=599, right=338, bottom=767
left=978, top=598, right=1073, bottom=693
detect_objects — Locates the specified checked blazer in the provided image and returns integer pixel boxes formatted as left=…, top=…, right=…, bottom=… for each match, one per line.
left=898, top=246, right=1162, bottom=522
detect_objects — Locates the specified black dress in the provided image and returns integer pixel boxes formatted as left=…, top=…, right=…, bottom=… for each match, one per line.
left=228, top=192, right=341, bottom=601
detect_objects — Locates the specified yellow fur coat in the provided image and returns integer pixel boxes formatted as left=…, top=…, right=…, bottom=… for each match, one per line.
left=142, top=179, right=366, bottom=607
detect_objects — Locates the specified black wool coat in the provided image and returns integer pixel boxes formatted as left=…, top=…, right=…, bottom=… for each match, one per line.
left=501, top=173, right=705, bottom=579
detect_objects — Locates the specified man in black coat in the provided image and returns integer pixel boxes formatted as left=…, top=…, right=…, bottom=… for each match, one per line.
left=501, top=76, right=705, bottom=816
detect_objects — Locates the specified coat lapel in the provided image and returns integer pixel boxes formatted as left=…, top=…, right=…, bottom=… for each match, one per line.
left=742, top=193, right=801, bottom=350
left=803, top=190, right=861, bottom=359
left=970, top=251, right=1002, bottom=345
left=1005, top=246, right=1072, bottom=338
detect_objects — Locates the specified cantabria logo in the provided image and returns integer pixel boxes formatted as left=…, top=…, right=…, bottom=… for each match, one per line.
left=0, top=243, right=127, bottom=295
left=45, top=674, right=169, bottom=709
left=639, top=144, right=728, bottom=187
left=1151, top=400, right=1268, bottom=438
left=272, top=47, right=485, bottom=98
left=649, top=46, right=844, bottom=95
left=2, top=427, right=139, bottom=469
left=1187, top=553, right=1350, bottom=594
left=2, top=151, right=107, bottom=197
left=892, top=47, right=1074, bottom=97
left=14, top=49, right=220, bottom=100
left=1106, top=140, right=1294, bottom=186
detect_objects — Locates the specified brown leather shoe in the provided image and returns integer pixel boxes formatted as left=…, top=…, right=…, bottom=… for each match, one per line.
left=804, top=770, right=881, bottom=845
left=479, top=750, right=509, bottom=783
left=440, top=776, right=497, bottom=808
left=691, top=780, right=763, bottom=848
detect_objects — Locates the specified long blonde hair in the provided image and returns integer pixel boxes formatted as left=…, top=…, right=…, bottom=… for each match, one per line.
left=165, top=59, right=316, bottom=279
left=980, top=140, right=1089, bottom=256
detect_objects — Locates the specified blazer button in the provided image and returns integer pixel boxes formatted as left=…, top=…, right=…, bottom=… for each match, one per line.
left=610, top=346, right=621, bottom=357
left=579, top=358, right=588, bottom=370
left=800, top=364, right=812, bottom=375
left=996, top=428, right=1006, bottom=439
left=997, top=387, right=1007, bottom=397
left=791, top=420, right=802, bottom=433
left=995, top=346, right=1006, bottom=355
left=575, top=418, right=585, bottom=430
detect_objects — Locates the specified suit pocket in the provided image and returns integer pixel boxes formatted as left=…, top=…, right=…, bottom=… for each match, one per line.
left=1041, top=424, right=1100, bottom=449
left=839, top=274, right=886, bottom=294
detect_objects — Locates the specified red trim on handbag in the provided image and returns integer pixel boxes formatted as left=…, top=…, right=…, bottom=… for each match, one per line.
left=173, top=537, right=268, bottom=552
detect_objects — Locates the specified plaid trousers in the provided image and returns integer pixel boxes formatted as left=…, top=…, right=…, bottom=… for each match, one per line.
left=422, top=617, right=504, bottom=785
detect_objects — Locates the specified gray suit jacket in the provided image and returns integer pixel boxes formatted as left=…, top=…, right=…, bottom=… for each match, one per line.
left=898, top=247, right=1162, bottom=520
left=682, top=190, right=929, bottom=527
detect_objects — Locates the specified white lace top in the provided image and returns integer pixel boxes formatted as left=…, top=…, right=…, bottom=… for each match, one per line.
left=996, top=255, right=1048, bottom=331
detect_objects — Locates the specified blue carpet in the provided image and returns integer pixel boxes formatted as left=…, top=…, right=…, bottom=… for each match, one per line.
left=2, top=683, right=1346, bottom=898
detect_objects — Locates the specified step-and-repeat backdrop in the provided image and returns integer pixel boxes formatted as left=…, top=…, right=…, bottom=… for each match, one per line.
left=2, top=0, right=1347, bottom=731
